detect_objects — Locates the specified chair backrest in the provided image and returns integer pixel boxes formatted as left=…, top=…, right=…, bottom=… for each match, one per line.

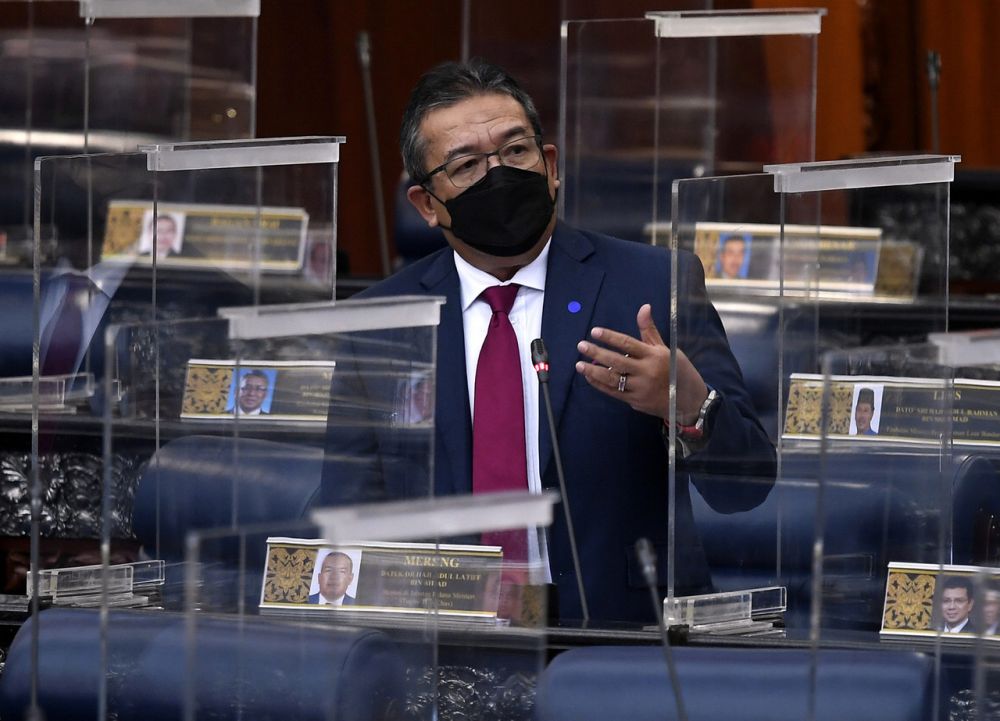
left=536, top=645, right=933, bottom=721
left=133, top=434, right=324, bottom=561
left=393, top=178, right=447, bottom=265
left=691, top=448, right=1000, bottom=630
left=0, top=607, right=406, bottom=721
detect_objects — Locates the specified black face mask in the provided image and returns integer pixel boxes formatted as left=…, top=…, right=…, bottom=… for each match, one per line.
left=434, top=165, right=555, bottom=257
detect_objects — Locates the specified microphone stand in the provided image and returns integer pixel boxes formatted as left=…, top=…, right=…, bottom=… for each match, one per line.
left=531, top=339, right=590, bottom=625
left=637, top=538, right=689, bottom=721
left=926, top=50, right=941, bottom=154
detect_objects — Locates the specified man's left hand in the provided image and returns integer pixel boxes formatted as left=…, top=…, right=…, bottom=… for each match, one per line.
left=574, top=304, right=708, bottom=423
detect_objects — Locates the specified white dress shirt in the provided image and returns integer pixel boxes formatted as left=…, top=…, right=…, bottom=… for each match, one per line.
left=453, top=241, right=552, bottom=583
left=317, top=592, right=349, bottom=606
left=233, top=405, right=266, bottom=416
left=943, top=617, right=971, bottom=633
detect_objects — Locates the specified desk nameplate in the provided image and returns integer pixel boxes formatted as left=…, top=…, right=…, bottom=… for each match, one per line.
left=260, top=538, right=504, bottom=621
left=102, top=200, right=309, bottom=272
left=784, top=374, right=1000, bottom=445
left=180, top=359, right=335, bottom=422
left=881, top=561, right=1000, bottom=641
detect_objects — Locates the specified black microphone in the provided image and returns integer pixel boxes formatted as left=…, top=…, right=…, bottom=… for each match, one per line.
left=531, top=338, right=589, bottom=625
left=635, top=538, right=689, bottom=721
left=530, top=338, right=549, bottom=382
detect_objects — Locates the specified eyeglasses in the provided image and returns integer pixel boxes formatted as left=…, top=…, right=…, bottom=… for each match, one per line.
left=424, top=135, right=544, bottom=189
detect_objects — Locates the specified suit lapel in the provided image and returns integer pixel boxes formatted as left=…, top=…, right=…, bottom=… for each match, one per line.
left=420, top=252, right=473, bottom=496
left=538, top=224, right=604, bottom=480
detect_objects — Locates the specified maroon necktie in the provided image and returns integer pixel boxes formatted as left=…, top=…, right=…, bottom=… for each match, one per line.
left=473, top=284, right=528, bottom=560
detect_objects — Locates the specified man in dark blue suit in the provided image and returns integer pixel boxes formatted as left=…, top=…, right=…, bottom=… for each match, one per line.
left=308, top=550, right=357, bottom=606
left=321, top=60, right=774, bottom=624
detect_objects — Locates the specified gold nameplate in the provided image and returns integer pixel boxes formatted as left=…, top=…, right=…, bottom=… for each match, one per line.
left=102, top=200, right=309, bottom=271
left=649, top=221, right=923, bottom=300
left=260, top=538, right=503, bottom=620
left=180, top=359, right=335, bottom=421
left=784, top=374, right=1000, bottom=445
left=881, top=562, right=1000, bottom=640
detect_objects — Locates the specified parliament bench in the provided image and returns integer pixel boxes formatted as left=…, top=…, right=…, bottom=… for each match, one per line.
left=0, top=607, right=406, bottom=721
left=535, top=645, right=935, bottom=721
left=692, top=447, right=1000, bottom=630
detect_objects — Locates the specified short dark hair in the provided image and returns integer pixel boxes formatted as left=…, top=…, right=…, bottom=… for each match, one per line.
left=399, top=59, right=544, bottom=184
left=321, top=550, right=353, bottom=574
left=941, top=575, right=974, bottom=600
left=240, top=369, right=269, bottom=387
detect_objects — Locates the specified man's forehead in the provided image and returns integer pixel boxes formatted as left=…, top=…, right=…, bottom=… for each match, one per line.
left=421, top=94, right=530, bottom=158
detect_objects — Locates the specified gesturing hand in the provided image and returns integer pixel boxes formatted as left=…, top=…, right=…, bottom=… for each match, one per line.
left=574, top=303, right=708, bottom=423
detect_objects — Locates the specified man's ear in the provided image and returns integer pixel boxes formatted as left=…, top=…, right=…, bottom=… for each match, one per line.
left=543, top=144, right=560, bottom=190
left=406, top=184, right=439, bottom=228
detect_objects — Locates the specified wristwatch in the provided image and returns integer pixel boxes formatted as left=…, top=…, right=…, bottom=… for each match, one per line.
left=662, top=388, right=720, bottom=458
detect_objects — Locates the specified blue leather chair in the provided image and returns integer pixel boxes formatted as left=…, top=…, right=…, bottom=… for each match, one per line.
left=0, top=607, right=406, bottom=721
left=131, top=434, right=325, bottom=609
left=392, top=178, right=446, bottom=266
left=133, top=434, right=324, bottom=559
left=714, top=299, right=819, bottom=441
left=691, top=448, right=1000, bottom=630
left=536, top=645, right=934, bottom=721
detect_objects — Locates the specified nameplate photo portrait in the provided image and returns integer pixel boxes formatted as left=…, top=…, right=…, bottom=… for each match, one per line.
left=783, top=374, right=1000, bottom=446
left=881, top=562, right=1000, bottom=641
left=259, top=538, right=503, bottom=620
left=180, top=359, right=335, bottom=422
left=101, top=200, right=309, bottom=272
left=649, top=221, right=922, bottom=300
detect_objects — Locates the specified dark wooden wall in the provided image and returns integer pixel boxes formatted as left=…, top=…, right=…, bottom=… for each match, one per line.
left=256, top=0, right=462, bottom=278
left=3, top=1, right=996, bottom=277
left=256, top=1, right=1000, bottom=277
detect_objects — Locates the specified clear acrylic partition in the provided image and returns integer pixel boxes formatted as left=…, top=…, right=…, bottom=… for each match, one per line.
left=460, top=1, right=713, bottom=140
left=107, top=295, right=444, bottom=595
left=17, top=138, right=340, bottom=720
left=665, top=156, right=958, bottom=640
left=102, top=298, right=549, bottom=720
left=177, top=493, right=553, bottom=721
left=816, top=344, right=966, bottom=721
left=31, top=137, right=341, bottom=363
left=0, top=0, right=258, bottom=261
left=559, top=9, right=822, bottom=244
left=27, top=136, right=340, bottom=429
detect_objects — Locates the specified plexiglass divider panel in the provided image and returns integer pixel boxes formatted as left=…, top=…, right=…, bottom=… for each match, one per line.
left=108, top=295, right=443, bottom=599
left=19, top=137, right=341, bottom=721
left=666, top=155, right=958, bottom=642
left=99, top=297, right=551, bottom=720
left=668, top=171, right=790, bottom=621
left=559, top=9, right=822, bottom=244
left=805, top=165, right=959, bottom=721
left=816, top=344, right=956, bottom=629
left=70, top=296, right=454, bottom=721
left=29, top=137, right=341, bottom=427
left=178, top=493, right=553, bottom=720
left=79, top=0, right=259, bottom=146
left=816, top=343, right=978, bottom=721
left=0, top=0, right=258, bottom=262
